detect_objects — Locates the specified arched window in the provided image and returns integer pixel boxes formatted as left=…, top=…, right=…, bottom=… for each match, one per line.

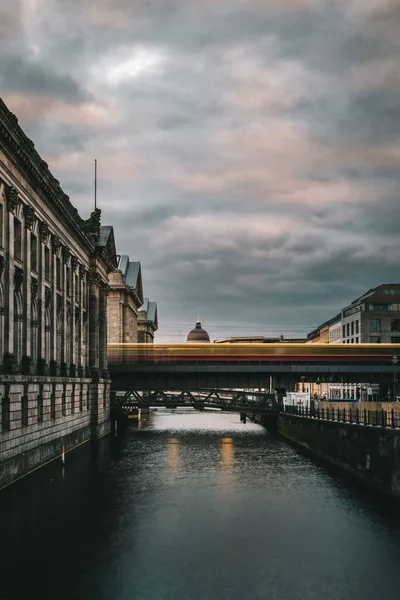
left=14, top=292, right=23, bottom=365
left=31, top=299, right=38, bottom=365
left=391, top=319, right=400, bottom=333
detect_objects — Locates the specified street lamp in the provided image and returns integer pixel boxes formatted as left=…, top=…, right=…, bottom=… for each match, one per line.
left=392, top=356, right=398, bottom=402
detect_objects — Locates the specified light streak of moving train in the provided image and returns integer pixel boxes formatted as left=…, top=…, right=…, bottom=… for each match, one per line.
left=108, top=344, right=400, bottom=363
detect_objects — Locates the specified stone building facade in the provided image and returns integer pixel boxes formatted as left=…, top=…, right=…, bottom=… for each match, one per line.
left=107, top=255, right=144, bottom=344
left=137, top=298, right=158, bottom=342
left=307, top=284, right=400, bottom=401
left=0, top=98, right=118, bottom=488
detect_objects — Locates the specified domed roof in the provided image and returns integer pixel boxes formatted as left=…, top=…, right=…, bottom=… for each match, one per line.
left=187, top=318, right=210, bottom=343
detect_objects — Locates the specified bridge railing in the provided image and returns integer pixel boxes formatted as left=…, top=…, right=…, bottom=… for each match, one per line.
left=284, top=404, right=400, bottom=428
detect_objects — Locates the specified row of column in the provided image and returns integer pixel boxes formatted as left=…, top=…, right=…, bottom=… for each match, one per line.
left=0, top=185, right=109, bottom=378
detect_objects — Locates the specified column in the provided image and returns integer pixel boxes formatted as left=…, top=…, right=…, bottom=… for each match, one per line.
left=99, top=282, right=109, bottom=378
left=77, top=264, right=84, bottom=377
left=88, top=271, right=100, bottom=378
left=60, top=246, right=68, bottom=376
left=37, top=221, right=48, bottom=375
left=22, top=206, right=32, bottom=374
left=3, top=186, right=17, bottom=372
left=50, top=235, right=60, bottom=375
left=70, top=256, right=78, bottom=376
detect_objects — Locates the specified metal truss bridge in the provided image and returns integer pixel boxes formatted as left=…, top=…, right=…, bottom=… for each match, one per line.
left=111, top=389, right=280, bottom=414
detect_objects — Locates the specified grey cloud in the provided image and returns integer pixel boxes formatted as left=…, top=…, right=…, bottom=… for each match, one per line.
left=2, top=0, right=400, bottom=341
left=0, top=55, right=89, bottom=102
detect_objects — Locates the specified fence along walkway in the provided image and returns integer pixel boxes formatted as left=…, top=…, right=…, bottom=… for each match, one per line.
left=284, top=404, right=400, bottom=428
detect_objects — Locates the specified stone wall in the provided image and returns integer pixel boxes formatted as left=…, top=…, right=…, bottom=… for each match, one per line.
left=0, top=375, right=110, bottom=489
left=277, top=413, right=400, bottom=499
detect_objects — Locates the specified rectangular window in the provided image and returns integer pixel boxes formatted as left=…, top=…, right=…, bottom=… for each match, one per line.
left=37, top=394, right=43, bottom=423
left=346, top=323, right=350, bottom=337
left=50, top=391, right=56, bottom=420
left=369, top=336, right=381, bottom=343
left=56, top=256, right=62, bottom=290
left=79, top=386, right=83, bottom=412
left=21, top=395, right=28, bottom=427
left=0, top=202, right=3, bottom=248
left=351, top=338, right=354, bottom=343
left=1, top=395, right=10, bottom=431
left=71, top=386, right=75, bottom=414
left=391, top=337, right=400, bottom=344
left=66, top=267, right=71, bottom=297
left=356, top=320, right=359, bottom=334
left=62, top=389, right=66, bottom=416
left=351, top=321, right=354, bottom=335
left=369, top=319, right=381, bottom=333
left=369, top=304, right=388, bottom=311
left=86, top=388, right=90, bottom=411
left=342, top=325, right=345, bottom=338
left=355, top=337, right=359, bottom=343
left=45, top=247, right=50, bottom=280
left=14, top=218, right=22, bottom=260
left=75, top=274, right=79, bottom=302
left=30, top=233, right=37, bottom=271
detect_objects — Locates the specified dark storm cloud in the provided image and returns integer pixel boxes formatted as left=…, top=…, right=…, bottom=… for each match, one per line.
left=0, top=55, right=89, bottom=102
left=2, top=0, right=400, bottom=340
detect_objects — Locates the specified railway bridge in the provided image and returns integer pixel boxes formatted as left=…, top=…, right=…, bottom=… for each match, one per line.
left=108, top=343, right=400, bottom=400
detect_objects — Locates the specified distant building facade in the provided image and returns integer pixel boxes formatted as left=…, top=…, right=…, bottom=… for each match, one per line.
left=138, top=298, right=158, bottom=343
left=107, top=255, right=144, bottom=344
left=307, top=284, right=400, bottom=401
left=0, top=98, right=118, bottom=488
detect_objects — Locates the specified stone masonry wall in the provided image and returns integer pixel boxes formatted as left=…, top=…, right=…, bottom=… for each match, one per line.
left=278, top=413, right=400, bottom=499
left=0, top=375, right=110, bottom=488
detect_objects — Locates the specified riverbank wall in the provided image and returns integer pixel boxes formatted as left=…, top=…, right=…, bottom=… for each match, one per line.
left=0, top=376, right=110, bottom=490
left=275, top=413, right=400, bottom=499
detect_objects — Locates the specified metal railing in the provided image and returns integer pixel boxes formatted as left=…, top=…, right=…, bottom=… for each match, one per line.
left=284, top=404, right=400, bottom=428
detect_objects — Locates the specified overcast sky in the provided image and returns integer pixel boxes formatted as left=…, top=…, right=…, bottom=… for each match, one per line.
left=1, top=0, right=400, bottom=342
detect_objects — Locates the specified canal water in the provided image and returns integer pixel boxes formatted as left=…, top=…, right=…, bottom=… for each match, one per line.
left=1, top=409, right=400, bottom=600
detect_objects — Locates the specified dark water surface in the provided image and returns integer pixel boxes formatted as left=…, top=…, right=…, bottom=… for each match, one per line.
left=1, top=409, right=400, bottom=600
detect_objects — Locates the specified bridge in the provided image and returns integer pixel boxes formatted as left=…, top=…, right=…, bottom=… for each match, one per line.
left=112, top=389, right=279, bottom=415
left=108, top=343, right=400, bottom=392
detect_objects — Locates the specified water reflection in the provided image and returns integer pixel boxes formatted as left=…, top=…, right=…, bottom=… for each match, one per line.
left=166, top=437, right=181, bottom=472
left=220, top=437, right=234, bottom=472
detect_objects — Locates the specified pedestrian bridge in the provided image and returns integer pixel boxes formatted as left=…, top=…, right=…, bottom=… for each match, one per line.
left=108, top=343, right=400, bottom=391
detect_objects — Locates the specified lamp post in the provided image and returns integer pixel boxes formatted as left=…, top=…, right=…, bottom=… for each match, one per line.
left=392, top=356, right=398, bottom=402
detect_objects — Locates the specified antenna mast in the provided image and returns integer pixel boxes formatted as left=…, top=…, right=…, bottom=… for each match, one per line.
left=94, top=158, right=97, bottom=210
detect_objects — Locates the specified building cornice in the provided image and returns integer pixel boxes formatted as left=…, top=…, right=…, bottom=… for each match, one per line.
left=0, top=98, right=96, bottom=253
